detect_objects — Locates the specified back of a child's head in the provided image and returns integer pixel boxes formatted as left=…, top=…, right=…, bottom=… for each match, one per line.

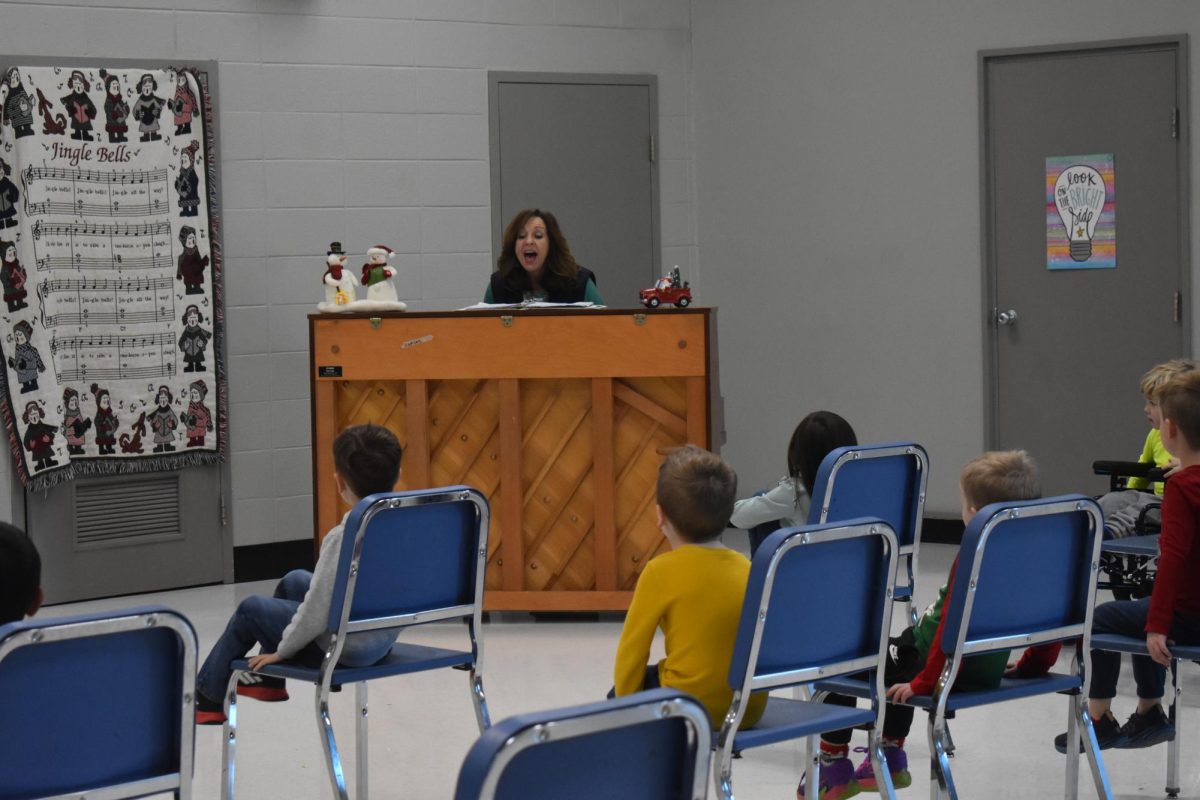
left=959, top=450, right=1041, bottom=510
left=1158, top=370, right=1200, bottom=451
left=333, top=424, right=402, bottom=499
left=657, top=444, right=737, bottom=543
left=1141, top=358, right=1197, bottom=399
left=786, top=410, right=857, bottom=495
left=0, top=523, right=40, bottom=625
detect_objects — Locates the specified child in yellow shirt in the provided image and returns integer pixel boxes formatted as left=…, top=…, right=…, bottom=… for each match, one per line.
left=612, top=444, right=767, bottom=729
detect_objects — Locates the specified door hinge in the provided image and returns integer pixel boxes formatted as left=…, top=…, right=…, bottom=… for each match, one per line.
left=1174, top=290, right=1182, bottom=323
left=1172, top=107, right=1180, bottom=140
left=649, top=135, right=655, bottom=163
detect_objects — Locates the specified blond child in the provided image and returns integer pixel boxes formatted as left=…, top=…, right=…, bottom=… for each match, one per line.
left=612, top=445, right=767, bottom=729
left=1099, top=359, right=1196, bottom=538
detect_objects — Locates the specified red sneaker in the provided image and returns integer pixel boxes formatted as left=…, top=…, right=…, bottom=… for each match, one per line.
left=236, top=674, right=289, bottom=702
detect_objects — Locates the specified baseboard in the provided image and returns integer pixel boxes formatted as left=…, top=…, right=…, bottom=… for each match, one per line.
left=923, top=517, right=965, bottom=545
left=233, top=539, right=315, bottom=583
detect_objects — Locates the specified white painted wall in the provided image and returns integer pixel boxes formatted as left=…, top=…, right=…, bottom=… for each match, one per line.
left=0, top=0, right=695, bottom=545
left=691, top=0, right=1200, bottom=515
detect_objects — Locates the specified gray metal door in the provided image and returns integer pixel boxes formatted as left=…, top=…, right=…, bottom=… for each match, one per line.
left=984, top=40, right=1188, bottom=495
left=27, top=466, right=228, bottom=603
left=491, top=74, right=659, bottom=308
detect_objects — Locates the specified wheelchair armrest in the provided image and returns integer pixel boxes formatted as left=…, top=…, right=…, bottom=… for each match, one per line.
left=1092, top=460, right=1168, bottom=484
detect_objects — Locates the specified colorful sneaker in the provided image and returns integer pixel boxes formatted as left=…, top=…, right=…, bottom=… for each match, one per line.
left=1115, top=705, right=1175, bottom=749
left=797, top=756, right=859, bottom=800
left=1053, top=711, right=1123, bottom=753
left=236, top=673, right=289, bottom=702
left=852, top=745, right=911, bottom=792
left=195, top=693, right=226, bottom=726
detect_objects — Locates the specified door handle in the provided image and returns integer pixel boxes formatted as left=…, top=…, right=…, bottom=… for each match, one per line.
left=996, top=309, right=1018, bottom=326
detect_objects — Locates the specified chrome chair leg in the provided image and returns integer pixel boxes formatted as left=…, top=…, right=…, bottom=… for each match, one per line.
left=1167, top=659, right=1181, bottom=798
left=1078, top=700, right=1113, bottom=800
left=221, top=673, right=240, bottom=800
left=356, top=682, right=368, bottom=800
left=470, top=667, right=490, bottom=731
left=316, top=683, right=350, bottom=800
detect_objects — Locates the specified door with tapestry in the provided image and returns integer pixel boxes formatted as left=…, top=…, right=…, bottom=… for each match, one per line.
left=0, top=59, right=229, bottom=602
left=983, top=39, right=1189, bottom=496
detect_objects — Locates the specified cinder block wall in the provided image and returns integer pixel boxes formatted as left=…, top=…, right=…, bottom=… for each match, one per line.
left=0, top=0, right=697, bottom=547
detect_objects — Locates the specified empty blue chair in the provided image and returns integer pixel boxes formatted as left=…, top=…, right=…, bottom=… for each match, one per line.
left=0, top=605, right=197, bottom=800
left=222, top=486, right=492, bottom=800
left=455, top=688, right=711, bottom=800
left=714, top=518, right=899, bottom=800
left=819, top=496, right=1112, bottom=799
left=811, top=443, right=929, bottom=624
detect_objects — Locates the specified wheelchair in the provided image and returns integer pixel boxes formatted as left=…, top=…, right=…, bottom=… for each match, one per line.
left=1093, top=460, right=1166, bottom=601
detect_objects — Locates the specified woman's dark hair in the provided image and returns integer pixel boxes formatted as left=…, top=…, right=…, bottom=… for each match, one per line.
left=495, top=208, right=580, bottom=293
left=787, top=411, right=857, bottom=495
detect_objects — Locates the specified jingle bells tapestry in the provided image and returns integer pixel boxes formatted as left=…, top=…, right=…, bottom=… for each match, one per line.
left=0, top=65, right=225, bottom=490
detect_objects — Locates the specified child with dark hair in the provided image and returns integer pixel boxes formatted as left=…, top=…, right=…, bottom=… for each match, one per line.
left=730, top=410, right=857, bottom=555
left=0, top=523, right=42, bottom=625
left=195, top=424, right=403, bottom=724
left=612, top=445, right=767, bottom=730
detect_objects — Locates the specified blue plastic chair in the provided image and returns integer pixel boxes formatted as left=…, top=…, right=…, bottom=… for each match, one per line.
left=0, top=605, right=197, bottom=800
left=1092, top=535, right=1200, bottom=800
left=823, top=495, right=1112, bottom=799
left=222, top=486, right=492, bottom=800
left=454, top=688, right=711, bottom=800
left=810, top=443, right=929, bottom=625
left=714, top=518, right=899, bottom=800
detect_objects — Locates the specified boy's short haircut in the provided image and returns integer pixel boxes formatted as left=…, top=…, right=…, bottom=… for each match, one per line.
left=960, top=450, right=1041, bottom=511
left=1141, top=358, right=1197, bottom=400
left=333, top=424, right=402, bottom=499
left=1158, top=370, right=1200, bottom=450
left=657, top=444, right=737, bottom=543
left=0, top=524, right=40, bottom=624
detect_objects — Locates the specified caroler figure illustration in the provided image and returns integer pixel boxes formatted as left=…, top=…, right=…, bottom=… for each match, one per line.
left=131, top=73, right=164, bottom=142
left=91, top=383, right=118, bottom=455
left=175, top=141, right=201, bottom=218
left=0, top=240, right=26, bottom=312
left=178, top=304, right=211, bottom=373
left=22, top=401, right=57, bottom=471
left=7, top=320, right=44, bottom=393
left=322, top=241, right=357, bottom=306
left=149, top=384, right=178, bottom=453
left=361, top=245, right=398, bottom=302
left=181, top=379, right=212, bottom=447
left=61, top=387, right=92, bottom=456
left=3, top=69, right=35, bottom=138
left=60, top=70, right=97, bottom=141
left=176, top=226, right=209, bottom=294
left=0, top=158, right=19, bottom=230
left=169, top=72, right=197, bottom=136
left=100, top=71, right=129, bottom=144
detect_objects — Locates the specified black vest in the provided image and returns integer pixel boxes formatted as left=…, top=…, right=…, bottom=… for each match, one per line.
left=489, top=267, right=596, bottom=304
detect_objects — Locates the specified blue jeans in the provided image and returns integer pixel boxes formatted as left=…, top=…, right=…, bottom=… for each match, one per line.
left=1090, top=597, right=1200, bottom=700
left=195, top=570, right=397, bottom=703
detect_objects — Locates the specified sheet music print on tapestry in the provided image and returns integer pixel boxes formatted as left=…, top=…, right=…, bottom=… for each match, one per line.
left=0, top=66, right=223, bottom=489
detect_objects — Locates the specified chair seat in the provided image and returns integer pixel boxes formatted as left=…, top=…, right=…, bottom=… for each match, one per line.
left=1091, top=633, right=1200, bottom=661
left=233, top=643, right=474, bottom=684
left=1100, top=534, right=1158, bottom=557
left=817, top=672, right=1083, bottom=711
left=893, top=585, right=913, bottom=601
left=729, top=696, right=877, bottom=750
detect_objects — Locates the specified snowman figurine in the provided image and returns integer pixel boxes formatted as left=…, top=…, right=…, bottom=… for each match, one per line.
left=320, top=241, right=358, bottom=310
left=361, top=245, right=399, bottom=303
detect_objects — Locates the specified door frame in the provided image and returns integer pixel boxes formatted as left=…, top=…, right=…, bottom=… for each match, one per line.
left=979, top=35, right=1192, bottom=447
left=487, top=71, right=661, bottom=272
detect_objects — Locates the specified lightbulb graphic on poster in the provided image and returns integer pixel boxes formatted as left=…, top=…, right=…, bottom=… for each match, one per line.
left=1046, top=154, right=1116, bottom=271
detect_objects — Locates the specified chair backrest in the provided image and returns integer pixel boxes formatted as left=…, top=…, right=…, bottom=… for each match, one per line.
left=940, top=495, right=1103, bottom=667
left=454, top=688, right=711, bottom=800
left=0, top=605, right=196, bottom=800
left=327, top=486, right=489, bottom=636
left=809, top=443, right=928, bottom=552
left=729, top=519, right=897, bottom=694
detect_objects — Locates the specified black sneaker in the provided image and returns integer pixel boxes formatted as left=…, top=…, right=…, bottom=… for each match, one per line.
left=1054, top=711, right=1123, bottom=753
left=195, top=692, right=226, bottom=725
left=1114, top=705, right=1175, bottom=749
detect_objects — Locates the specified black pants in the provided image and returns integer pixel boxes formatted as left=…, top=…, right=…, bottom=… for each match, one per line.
left=822, top=627, right=924, bottom=744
